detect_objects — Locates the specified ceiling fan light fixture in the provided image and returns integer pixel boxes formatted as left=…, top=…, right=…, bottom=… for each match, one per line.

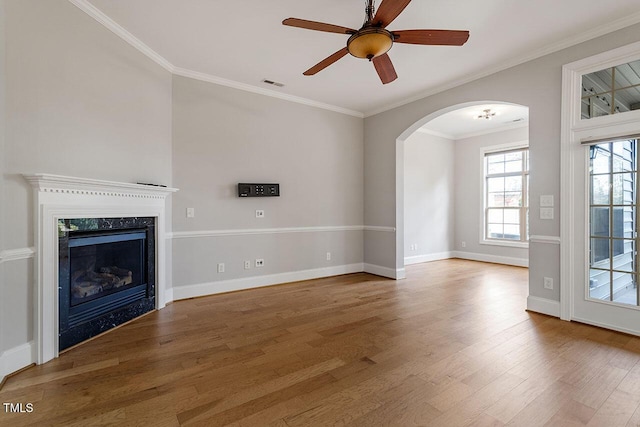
left=347, top=27, right=393, bottom=60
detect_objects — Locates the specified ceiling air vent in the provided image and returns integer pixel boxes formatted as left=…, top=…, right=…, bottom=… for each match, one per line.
left=262, top=79, right=284, bottom=87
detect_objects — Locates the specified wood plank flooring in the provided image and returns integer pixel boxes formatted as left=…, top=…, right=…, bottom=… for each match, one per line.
left=2, top=259, right=640, bottom=426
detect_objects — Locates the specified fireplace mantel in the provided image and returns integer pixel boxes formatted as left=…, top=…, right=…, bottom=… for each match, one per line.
left=24, top=174, right=178, bottom=364
left=24, top=173, right=177, bottom=198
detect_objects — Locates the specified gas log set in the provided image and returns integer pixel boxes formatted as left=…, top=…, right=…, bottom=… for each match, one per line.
left=71, top=265, right=133, bottom=300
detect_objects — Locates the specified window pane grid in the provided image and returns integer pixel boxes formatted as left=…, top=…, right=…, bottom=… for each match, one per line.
left=588, top=138, right=639, bottom=307
left=484, top=148, right=528, bottom=243
left=582, top=60, right=640, bottom=119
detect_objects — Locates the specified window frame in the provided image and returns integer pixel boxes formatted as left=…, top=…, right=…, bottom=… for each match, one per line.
left=480, top=141, right=530, bottom=249
left=560, top=39, right=640, bottom=322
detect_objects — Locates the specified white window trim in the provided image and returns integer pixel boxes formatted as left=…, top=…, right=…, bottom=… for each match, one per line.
left=479, top=140, right=529, bottom=249
left=561, top=40, right=640, bottom=321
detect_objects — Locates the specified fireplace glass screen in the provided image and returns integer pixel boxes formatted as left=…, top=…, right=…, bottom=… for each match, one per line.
left=69, top=231, right=146, bottom=306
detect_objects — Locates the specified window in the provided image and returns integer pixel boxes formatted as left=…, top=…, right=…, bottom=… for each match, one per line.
left=582, top=59, right=640, bottom=119
left=588, top=138, right=639, bottom=305
left=483, top=146, right=529, bottom=246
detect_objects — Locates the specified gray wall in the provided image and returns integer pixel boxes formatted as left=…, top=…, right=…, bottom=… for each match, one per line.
left=1, top=0, right=6, bottom=357
left=403, top=132, right=455, bottom=260
left=2, top=0, right=172, bottom=354
left=171, top=76, right=364, bottom=292
left=364, top=22, right=640, bottom=302
left=454, top=126, right=529, bottom=262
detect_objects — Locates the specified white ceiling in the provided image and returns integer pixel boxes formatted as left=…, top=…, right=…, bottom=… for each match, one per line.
left=422, top=103, right=529, bottom=139
left=83, top=0, right=640, bottom=117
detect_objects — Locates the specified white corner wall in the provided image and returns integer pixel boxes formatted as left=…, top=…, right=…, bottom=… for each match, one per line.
left=1, top=0, right=172, bottom=379
left=403, top=131, right=455, bottom=265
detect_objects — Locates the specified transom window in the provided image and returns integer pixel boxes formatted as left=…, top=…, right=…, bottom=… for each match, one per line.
left=483, top=147, right=529, bottom=245
left=588, top=138, right=639, bottom=306
left=582, top=59, right=640, bottom=119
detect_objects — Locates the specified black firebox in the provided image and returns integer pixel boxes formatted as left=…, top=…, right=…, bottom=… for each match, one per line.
left=58, top=217, right=155, bottom=351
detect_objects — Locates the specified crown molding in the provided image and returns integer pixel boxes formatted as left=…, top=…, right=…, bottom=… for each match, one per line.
left=68, top=0, right=363, bottom=119
left=363, top=11, right=640, bottom=117
left=417, top=120, right=528, bottom=141
left=69, top=1, right=640, bottom=121
left=172, top=68, right=363, bottom=118
left=415, top=128, right=455, bottom=140
left=68, top=0, right=174, bottom=72
left=455, top=121, right=529, bottom=140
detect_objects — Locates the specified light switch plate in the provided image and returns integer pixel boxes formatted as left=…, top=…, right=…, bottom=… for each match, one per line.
left=540, top=195, right=554, bottom=207
left=540, top=207, right=554, bottom=220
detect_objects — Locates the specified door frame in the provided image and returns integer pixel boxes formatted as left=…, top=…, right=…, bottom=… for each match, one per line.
left=560, top=40, right=640, bottom=329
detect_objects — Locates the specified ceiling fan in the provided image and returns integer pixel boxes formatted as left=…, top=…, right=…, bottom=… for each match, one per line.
left=283, top=0, right=469, bottom=84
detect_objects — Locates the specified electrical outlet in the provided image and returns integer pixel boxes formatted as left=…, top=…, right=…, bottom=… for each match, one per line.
left=461, top=241, right=466, bottom=248
left=255, top=210, right=265, bottom=218
left=326, top=252, right=331, bottom=261
left=244, top=260, right=251, bottom=270
left=255, top=258, right=264, bottom=267
left=186, top=207, right=195, bottom=218
left=544, top=277, right=553, bottom=290
left=217, top=263, right=225, bottom=273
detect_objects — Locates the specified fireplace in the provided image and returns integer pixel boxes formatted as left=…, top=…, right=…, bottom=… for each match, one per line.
left=58, top=217, right=156, bottom=351
left=25, top=173, right=177, bottom=363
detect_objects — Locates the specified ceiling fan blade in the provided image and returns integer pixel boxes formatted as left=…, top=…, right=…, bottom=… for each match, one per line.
left=392, top=29, right=470, bottom=46
left=283, top=18, right=356, bottom=35
left=303, top=48, right=349, bottom=76
left=372, top=53, right=397, bottom=84
left=372, top=0, right=412, bottom=28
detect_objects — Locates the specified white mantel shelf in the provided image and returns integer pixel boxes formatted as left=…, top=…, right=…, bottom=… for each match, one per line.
left=24, top=173, right=177, bottom=365
left=24, top=173, right=178, bottom=197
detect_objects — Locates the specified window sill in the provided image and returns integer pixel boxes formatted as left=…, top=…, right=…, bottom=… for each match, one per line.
left=480, top=239, right=529, bottom=249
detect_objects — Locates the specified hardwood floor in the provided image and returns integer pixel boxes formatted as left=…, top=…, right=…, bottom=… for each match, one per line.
left=2, top=259, right=640, bottom=426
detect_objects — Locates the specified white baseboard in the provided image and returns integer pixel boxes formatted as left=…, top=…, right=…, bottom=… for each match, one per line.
left=164, top=288, right=174, bottom=304
left=527, top=296, right=560, bottom=317
left=1, top=342, right=35, bottom=383
left=453, top=251, right=528, bottom=267
left=173, top=263, right=365, bottom=301
left=363, top=263, right=405, bottom=279
left=404, top=252, right=453, bottom=265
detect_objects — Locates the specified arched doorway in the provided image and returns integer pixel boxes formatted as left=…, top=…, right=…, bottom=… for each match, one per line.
left=396, top=101, right=530, bottom=273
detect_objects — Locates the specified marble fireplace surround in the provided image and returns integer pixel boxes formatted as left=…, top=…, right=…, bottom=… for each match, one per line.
left=24, top=174, right=177, bottom=364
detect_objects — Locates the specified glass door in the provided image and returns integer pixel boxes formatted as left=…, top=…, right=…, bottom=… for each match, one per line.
left=573, top=137, right=640, bottom=333
left=589, top=139, right=638, bottom=306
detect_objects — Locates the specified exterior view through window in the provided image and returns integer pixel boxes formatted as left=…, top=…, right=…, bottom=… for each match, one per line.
left=589, top=138, right=640, bottom=306
left=484, top=148, right=529, bottom=243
